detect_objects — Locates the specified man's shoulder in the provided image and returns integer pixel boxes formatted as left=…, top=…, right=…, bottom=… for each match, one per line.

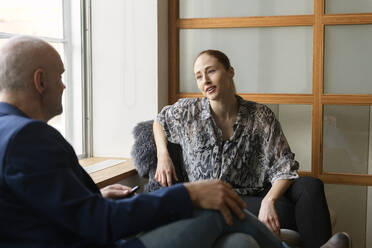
left=0, top=114, right=64, bottom=160
left=0, top=115, right=50, bottom=140
left=1, top=116, right=73, bottom=177
left=0, top=114, right=37, bottom=148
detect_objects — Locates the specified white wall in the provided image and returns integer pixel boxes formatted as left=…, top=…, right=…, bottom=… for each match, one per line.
left=91, top=0, right=168, bottom=157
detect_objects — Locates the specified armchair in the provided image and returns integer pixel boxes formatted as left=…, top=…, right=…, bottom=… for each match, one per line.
left=131, top=120, right=336, bottom=248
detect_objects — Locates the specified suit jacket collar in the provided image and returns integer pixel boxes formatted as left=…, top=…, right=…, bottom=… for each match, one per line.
left=0, top=102, right=29, bottom=118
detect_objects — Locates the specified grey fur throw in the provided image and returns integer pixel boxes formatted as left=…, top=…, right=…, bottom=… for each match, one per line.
left=131, top=120, right=188, bottom=192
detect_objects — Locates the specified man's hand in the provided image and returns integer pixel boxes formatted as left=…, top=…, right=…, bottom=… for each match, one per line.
left=100, top=184, right=133, bottom=199
left=184, top=180, right=246, bottom=226
left=258, top=198, right=280, bottom=237
left=155, top=153, right=178, bottom=187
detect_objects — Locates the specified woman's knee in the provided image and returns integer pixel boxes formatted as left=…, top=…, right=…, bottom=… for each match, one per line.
left=296, top=176, right=324, bottom=192
left=290, top=177, right=326, bottom=202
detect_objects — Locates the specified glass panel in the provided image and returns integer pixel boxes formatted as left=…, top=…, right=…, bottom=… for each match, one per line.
left=267, top=104, right=312, bottom=171
left=323, top=105, right=372, bottom=174
left=367, top=186, right=372, bottom=248
left=0, top=1, right=83, bottom=155
left=47, top=43, right=66, bottom=137
left=180, top=0, right=313, bottom=18
left=324, top=25, right=372, bottom=94
left=325, top=184, right=368, bottom=248
left=0, top=39, right=9, bottom=48
left=65, top=0, right=83, bottom=155
left=48, top=109, right=65, bottom=136
left=0, top=0, right=63, bottom=38
left=180, top=27, right=313, bottom=94
left=326, top=0, right=372, bottom=14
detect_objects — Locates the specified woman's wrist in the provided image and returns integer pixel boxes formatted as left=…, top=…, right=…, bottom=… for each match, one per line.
left=262, top=195, right=276, bottom=204
left=157, top=149, right=170, bottom=158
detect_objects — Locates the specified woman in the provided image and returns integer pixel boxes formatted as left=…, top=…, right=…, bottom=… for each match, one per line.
left=153, top=49, right=332, bottom=248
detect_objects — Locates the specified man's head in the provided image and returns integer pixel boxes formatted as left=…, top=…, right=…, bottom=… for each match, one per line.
left=0, top=35, right=65, bottom=121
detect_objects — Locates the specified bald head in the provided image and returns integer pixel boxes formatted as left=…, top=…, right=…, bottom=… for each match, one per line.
left=0, top=36, right=66, bottom=122
left=0, top=35, right=58, bottom=91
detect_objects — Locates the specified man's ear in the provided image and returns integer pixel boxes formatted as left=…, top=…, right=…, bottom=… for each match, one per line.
left=33, top=68, right=46, bottom=94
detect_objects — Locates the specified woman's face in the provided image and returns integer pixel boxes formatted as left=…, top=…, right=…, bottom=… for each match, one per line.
left=194, top=53, right=234, bottom=100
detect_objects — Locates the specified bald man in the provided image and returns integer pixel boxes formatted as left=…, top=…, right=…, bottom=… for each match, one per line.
left=0, top=36, right=275, bottom=248
left=0, top=36, right=350, bottom=248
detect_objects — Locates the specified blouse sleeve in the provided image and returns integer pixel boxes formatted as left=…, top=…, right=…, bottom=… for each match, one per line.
left=156, top=99, right=189, bottom=144
left=261, top=107, right=299, bottom=184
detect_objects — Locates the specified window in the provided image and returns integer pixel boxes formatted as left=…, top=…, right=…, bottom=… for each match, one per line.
left=0, top=0, right=89, bottom=157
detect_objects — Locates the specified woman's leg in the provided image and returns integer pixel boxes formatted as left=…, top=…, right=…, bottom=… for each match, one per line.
left=285, top=176, right=332, bottom=248
left=242, top=193, right=297, bottom=230
left=243, top=177, right=332, bottom=248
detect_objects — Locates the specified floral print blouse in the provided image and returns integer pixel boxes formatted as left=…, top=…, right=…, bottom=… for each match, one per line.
left=156, top=96, right=299, bottom=195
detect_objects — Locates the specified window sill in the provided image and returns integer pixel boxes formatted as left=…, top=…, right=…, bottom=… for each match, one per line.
left=79, top=157, right=137, bottom=188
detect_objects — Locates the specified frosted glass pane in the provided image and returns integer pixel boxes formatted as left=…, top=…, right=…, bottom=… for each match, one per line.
left=367, top=186, right=372, bottom=248
left=323, top=105, right=372, bottom=174
left=324, top=25, right=372, bottom=94
left=326, top=0, right=372, bottom=14
left=180, top=28, right=312, bottom=94
left=325, top=184, right=367, bottom=248
left=180, top=0, right=313, bottom=18
left=0, top=39, right=9, bottom=48
left=267, top=104, right=312, bottom=171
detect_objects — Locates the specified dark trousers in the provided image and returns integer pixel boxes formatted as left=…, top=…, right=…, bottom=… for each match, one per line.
left=242, top=176, right=332, bottom=248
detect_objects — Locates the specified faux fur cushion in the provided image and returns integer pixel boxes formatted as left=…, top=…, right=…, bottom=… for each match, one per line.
left=131, top=120, right=188, bottom=192
left=131, top=120, right=157, bottom=177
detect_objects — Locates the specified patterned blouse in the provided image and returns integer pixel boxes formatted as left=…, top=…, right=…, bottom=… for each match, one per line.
left=156, top=96, right=299, bottom=195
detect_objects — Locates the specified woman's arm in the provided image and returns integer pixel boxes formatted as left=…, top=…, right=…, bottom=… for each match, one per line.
left=153, top=120, right=178, bottom=186
left=257, top=106, right=298, bottom=236
left=258, top=179, right=292, bottom=237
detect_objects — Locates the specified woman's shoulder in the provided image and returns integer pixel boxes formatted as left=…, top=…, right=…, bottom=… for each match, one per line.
left=239, top=98, right=272, bottom=112
left=175, top=97, right=201, bottom=105
left=158, top=97, right=203, bottom=120
left=172, top=97, right=203, bottom=111
left=239, top=98, right=276, bottom=121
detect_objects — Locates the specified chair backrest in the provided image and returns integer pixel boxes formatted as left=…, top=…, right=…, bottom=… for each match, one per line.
left=131, top=120, right=188, bottom=192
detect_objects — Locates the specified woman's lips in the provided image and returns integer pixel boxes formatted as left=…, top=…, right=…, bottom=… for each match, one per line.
left=206, top=86, right=216, bottom=94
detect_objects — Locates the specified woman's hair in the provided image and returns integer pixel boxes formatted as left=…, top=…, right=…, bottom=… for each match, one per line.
left=195, top=49, right=231, bottom=70
left=195, top=49, right=236, bottom=93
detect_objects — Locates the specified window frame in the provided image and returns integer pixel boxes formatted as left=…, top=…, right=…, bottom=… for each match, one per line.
left=169, top=0, right=372, bottom=186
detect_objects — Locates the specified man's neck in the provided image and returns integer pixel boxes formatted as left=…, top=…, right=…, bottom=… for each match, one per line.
left=0, top=91, right=46, bottom=121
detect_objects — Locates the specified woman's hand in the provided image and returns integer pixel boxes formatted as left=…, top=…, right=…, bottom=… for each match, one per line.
left=155, top=153, right=178, bottom=186
left=258, top=198, right=281, bottom=237
left=100, top=184, right=133, bottom=199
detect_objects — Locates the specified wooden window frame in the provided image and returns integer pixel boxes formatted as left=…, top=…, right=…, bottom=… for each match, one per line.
left=168, top=0, right=372, bottom=186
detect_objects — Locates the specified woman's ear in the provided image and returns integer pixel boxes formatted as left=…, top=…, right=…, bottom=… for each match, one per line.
left=33, top=68, right=46, bottom=94
left=228, top=66, right=235, bottom=78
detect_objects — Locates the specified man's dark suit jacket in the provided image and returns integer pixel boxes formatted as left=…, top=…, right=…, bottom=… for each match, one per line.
left=0, top=102, right=193, bottom=248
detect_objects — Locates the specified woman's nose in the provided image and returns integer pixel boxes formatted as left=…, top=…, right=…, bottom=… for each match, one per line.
left=203, top=74, right=211, bottom=84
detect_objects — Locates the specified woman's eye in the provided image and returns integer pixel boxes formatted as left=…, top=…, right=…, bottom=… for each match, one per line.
left=208, top=69, right=215, bottom=74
